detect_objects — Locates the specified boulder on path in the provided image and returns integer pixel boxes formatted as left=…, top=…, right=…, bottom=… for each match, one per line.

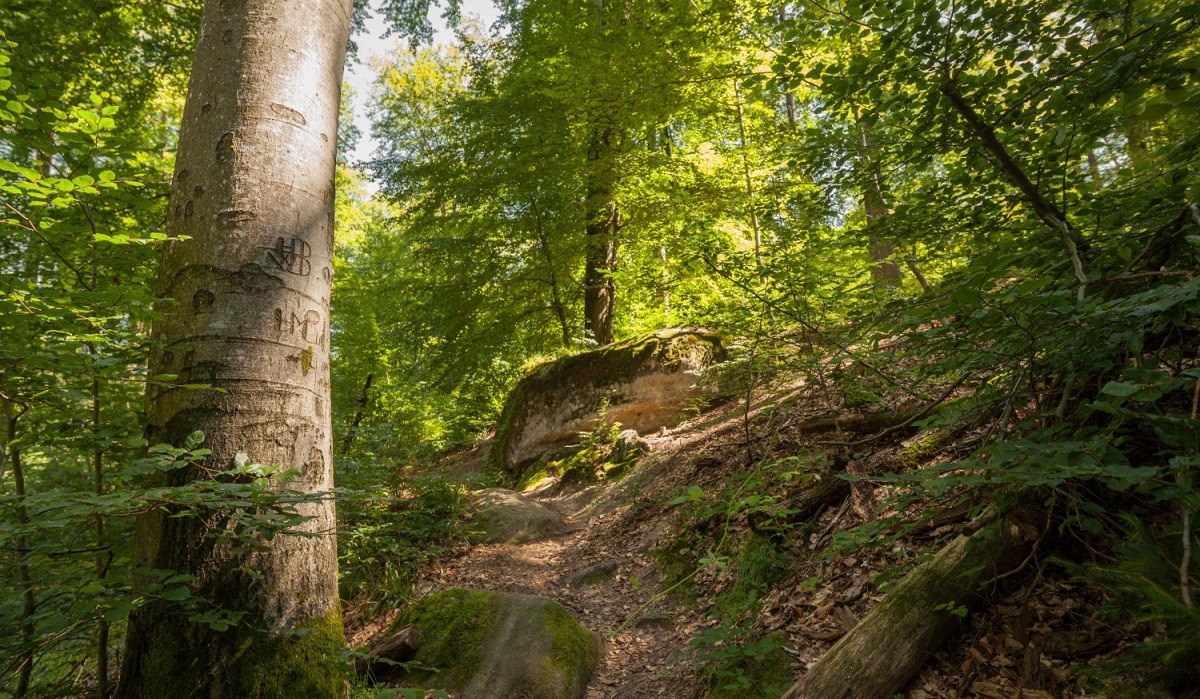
left=489, top=327, right=724, bottom=475
left=470, top=487, right=563, bottom=544
left=389, top=588, right=602, bottom=699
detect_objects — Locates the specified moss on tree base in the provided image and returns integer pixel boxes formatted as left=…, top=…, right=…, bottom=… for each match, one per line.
left=120, top=606, right=346, bottom=699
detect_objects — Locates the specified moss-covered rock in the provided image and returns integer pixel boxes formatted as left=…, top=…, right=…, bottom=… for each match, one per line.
left=391, top=588, right=602, bottom=699
left=469, top=487, right=564, bottom=544
left=489, top=327, right=724, bottom=475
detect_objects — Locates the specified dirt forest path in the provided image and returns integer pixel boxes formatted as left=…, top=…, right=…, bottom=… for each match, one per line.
left=410, top=476, right=706, bottom=699
left=369, top=388, right=819, bottom=699
left=347, top=376, right=1117, bottom=699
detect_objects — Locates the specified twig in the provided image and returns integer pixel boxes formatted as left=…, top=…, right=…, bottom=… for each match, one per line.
left=989, top=509, right=1052, bottom=586
left=811, top=498, right=851, bottom=550
left=3, top=200, right=91, bottom=290
left=701, top=256, right=930, bottom=400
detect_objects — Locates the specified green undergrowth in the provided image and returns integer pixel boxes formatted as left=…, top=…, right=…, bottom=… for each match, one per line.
left=1070, top=519, right=1200, bottom=697
left=337, top=470, right=473, bottom=606
left=654, top=451, right=827, bottom=603
left=649, top=452, right=821, bottom=696
left=684, top=624, right=792, bottom=699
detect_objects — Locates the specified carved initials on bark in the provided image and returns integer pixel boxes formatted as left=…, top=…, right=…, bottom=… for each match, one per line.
left=265, top=236, right=312, bottom=276
left=274, top=308, right=324, bottom=346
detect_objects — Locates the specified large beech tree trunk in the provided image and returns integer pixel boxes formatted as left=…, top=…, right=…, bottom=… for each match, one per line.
left=116, top=0, right=352, bottom=696
left=782, top=507, right=1045, bottom=699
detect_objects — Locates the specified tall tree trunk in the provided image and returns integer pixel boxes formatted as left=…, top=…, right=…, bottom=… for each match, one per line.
left=857, top=122, right=902, bottom=287
left=116, top=0, right=352, bottom=696
left=4, top=401, right=35, bottom=699
left=340, top=372, right=374, bottom=458
left=584, top=127, right=618, bottom=346
left=734, top=80, right=763, bottom=272
left=533, top=202, right=571, bottom=349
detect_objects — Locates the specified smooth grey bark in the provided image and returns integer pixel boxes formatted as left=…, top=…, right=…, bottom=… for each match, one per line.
left=116, top=0, right=352, bottom=696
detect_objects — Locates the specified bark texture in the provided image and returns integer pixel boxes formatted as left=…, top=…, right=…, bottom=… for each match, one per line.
left=116, top=0, right=352, bottom=696
left=782, top=507, right=1045, bottom=699
left=584, top=127, right=619, bottom=346
left=857, top=123, right=901, bottom=287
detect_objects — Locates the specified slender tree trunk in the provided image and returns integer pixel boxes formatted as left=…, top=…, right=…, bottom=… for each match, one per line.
left=533, top=203, right=571, bottom=348
left=91, top=362, right=111, bottom=699
left=1086, top=149, right=1104, bottom=191
left=904, top=258, right=931, bottom=292
left=856, top=123, right=902, bottom=287
left=116, top=0, right=352, bottom=696
left=734, top=80, right=763, bottom=272
left=1122, top=115, right=1151, bottom=173
left=584, top=127, right=618, bottom=346
left=340, top=373, right=374, bottom=457
left=778, top=8, right=797, bottom=127
left=660, top=245, right=670, bottom=319
left=940, top=77, right=1089, bottom=293
left=5, top=401, right=35, bottom=699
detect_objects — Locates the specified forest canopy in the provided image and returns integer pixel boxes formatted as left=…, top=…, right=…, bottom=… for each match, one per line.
left=2, top=0, right=1199, bottom=697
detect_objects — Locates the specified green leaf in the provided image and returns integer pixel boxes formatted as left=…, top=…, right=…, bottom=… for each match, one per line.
left=183, top=431, right=206, bottom=450
left=1100, top=382, right=1138, bottom=397
left=161, top=586, right=190, bottom=602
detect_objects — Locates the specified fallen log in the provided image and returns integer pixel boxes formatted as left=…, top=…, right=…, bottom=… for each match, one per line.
left=781, top=505, right=1046, bottom=699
